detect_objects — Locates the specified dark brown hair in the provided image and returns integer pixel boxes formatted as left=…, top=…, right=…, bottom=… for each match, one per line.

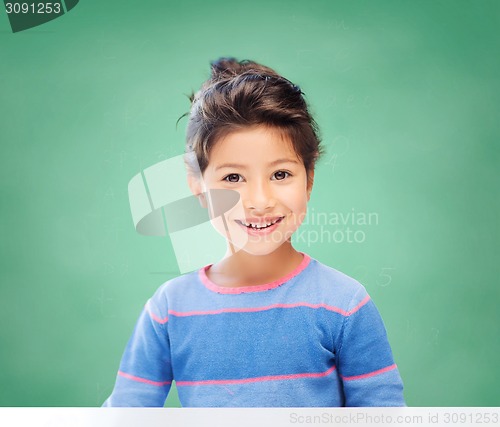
left=185, top=57, right=323, bottom=180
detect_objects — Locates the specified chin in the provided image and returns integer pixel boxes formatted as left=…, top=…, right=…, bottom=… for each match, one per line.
left=230, top=241, right=286, bottom=257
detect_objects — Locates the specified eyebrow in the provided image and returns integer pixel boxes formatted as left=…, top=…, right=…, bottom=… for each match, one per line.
left=215, top=158, right=300, bottom=171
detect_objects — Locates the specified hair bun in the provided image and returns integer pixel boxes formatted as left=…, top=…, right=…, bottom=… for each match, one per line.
left=209, top=57, right=278, bottom=82
left=210, top=57, right=245, bottom=80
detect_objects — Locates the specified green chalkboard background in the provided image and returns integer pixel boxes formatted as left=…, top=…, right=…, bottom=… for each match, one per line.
left=1, top=0, right=499, bottom=407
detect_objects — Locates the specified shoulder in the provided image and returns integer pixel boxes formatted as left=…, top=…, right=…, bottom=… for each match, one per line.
left=146, top=270, right=201, bottom=314
left=154, top=269, right=202, bottom=298
left=301, top=256, right=368, bottom=312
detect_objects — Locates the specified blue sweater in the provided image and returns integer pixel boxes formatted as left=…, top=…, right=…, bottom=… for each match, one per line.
left=103, top=254, right=405, bottom=407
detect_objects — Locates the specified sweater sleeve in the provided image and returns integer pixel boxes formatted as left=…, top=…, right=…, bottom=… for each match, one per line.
left=336, top=287, right=405, bottom=407
left=102, top=291, right=173, bottom=407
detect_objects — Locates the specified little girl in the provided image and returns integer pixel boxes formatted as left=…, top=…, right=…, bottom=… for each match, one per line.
left=103, top=58, right=405, bottom=407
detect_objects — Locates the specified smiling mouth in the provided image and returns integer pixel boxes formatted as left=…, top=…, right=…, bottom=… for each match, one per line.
left=235, top=216, right=285, bottom=230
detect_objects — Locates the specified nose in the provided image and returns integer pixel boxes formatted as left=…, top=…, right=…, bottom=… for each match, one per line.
left=243, top=179, right=275, bottom=212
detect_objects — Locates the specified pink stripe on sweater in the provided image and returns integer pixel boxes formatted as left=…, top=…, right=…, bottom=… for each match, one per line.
left=144, top=301, right=168, bottom=324
left=168, top=297, right=371, bottom=318
left=118, top=370, right=171, bottom=387
left=341, top=364, right=397, bottom=381
left=176, top=365, right=336, bottom=387
left=199, top=253, right=311, bottom=294
left=347, top=295, right=371, bottom=315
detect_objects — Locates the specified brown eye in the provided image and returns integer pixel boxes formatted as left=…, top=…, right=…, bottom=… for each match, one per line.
left=273, top=171, right=290, bottom=180
left=224, top=174, right=242, bottom=183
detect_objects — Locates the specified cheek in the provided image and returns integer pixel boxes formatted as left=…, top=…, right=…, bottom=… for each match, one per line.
left=286, top=194, right=309, bottom=227
left=292, top=204, right=308, bottom=228
left=205, top=188, right=242, bottom=218
left=279, top=186, right=309, bottom=209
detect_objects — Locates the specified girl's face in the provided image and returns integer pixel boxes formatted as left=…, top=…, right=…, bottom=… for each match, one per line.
left=196, top=125, right=312, bottom=256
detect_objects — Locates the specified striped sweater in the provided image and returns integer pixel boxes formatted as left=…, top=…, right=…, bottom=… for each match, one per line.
left=102, top=254, right=405, bottom=407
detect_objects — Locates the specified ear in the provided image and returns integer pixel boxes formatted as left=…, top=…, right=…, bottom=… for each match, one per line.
left=306, top=170, right=315, bottom=201
left=187, top=174, right=208, bottom=208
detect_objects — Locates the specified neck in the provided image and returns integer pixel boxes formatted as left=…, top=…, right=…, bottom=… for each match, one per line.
left=208, top=242, right=303, bottom=288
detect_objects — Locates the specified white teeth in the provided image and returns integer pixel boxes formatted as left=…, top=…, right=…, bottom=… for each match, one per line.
left=240, top=218, right=281, bottom=229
